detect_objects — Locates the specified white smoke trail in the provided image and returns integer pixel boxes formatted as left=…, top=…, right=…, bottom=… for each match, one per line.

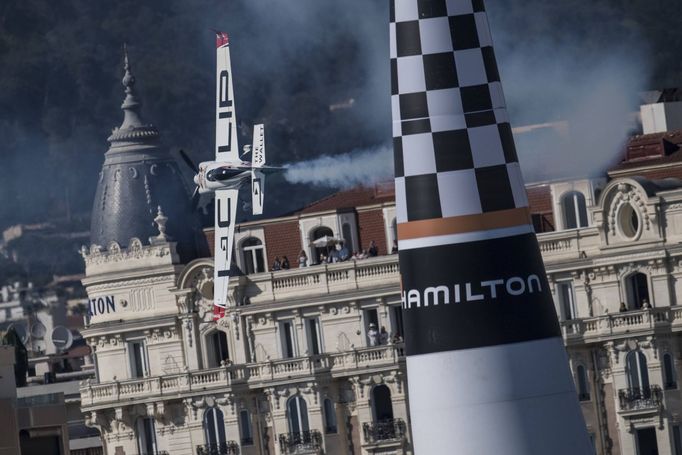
left=283, top=144, right=393, bottom=189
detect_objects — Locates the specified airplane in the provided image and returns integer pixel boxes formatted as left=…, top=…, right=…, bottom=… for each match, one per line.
left=187, top=31, right=281, bottom=321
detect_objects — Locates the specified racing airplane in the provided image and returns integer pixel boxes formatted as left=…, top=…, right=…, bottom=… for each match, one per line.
left=191, top=31, right=281, bottom=320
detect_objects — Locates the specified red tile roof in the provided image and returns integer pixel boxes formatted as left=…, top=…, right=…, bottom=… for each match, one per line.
left=299, top=183, right=395, bottom=214
left=610, top=129, right=682, bottom=173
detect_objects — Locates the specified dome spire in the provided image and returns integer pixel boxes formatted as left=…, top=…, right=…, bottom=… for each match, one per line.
left=119, top=43, right=143, bottom=129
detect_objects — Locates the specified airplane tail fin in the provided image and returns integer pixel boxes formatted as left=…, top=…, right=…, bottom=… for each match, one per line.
left=251, top=124, right=265, bottom=215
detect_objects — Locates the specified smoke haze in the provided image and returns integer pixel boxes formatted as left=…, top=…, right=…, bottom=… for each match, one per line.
left=281, top=1, right=650, bottom=189
left=0, top=0, right=666, bottom=229
left=489, top=2, right=649, bottom=183
left=284, top=145, right=393, bottom=190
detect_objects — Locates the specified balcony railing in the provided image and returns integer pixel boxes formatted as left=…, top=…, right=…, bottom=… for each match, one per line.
left=242, top=255, right=400, bottom=305
left=618, top=386, right=663, bottom=411
left=81, top=344, right=404, bottom=407
left=278, top=430, right=322, bottom=454
left=196, top=442, right=240, bottom=455
left=363, top=419, right=407, bottom=444
left=561, top=307, right=682, bottom=342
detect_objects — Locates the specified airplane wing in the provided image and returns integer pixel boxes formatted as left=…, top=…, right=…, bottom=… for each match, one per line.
left=215, top=32, right=240, bottom=162
left=251, top=124, right=265, bottom=215
left=213, top=188, right=238, bottom=319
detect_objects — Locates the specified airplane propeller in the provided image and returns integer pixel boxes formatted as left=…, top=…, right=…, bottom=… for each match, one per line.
left=178, top=149, right=201, bottom=211
left=179, top=149, right=198, bottom=173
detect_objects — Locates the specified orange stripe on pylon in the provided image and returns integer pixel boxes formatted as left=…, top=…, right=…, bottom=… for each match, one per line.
left=397, top=207, right=531, bottom=240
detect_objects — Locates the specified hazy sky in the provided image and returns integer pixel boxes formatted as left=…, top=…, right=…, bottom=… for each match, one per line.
left=0, top=0, right=668, bottom=229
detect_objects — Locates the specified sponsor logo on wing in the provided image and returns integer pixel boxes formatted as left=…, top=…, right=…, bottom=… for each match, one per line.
left=401, top=275, right=543, bottom=309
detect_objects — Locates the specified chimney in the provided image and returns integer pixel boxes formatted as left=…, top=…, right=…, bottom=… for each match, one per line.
left=640, top=88, right=682, bottom=134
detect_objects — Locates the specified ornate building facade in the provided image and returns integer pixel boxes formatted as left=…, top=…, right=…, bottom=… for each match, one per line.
left=78, top=56, right=682, bottom=455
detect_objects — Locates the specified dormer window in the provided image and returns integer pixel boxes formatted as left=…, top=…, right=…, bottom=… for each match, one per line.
left=561, top=191, right=588, bottom=229
left=241, top=237, right=265, bottom=274
left=311, top=226, right=334, bottom=264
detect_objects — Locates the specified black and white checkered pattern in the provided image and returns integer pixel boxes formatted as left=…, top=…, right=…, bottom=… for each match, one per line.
left=391, top=0, right=528, bottom=223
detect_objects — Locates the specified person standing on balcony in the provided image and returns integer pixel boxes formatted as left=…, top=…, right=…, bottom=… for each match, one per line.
left=281, top=256, right=290, bottom=269
left=619, top=302, right=628, bottom=312
left=339, top=241, right=350, bottom=261
left=368, top=323, right=379, bottom=346
left=298, top=250, right=308, bottom=267
left=368, top=240, right=378, bottom=257
left=271, top=256, right=281, bottom=271
left=380, top=326, right=389, bottom=345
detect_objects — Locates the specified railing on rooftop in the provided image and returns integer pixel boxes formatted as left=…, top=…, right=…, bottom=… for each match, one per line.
left=243, top=255, right=400, bottom=304
left=81, top=344, right=404, bottom=407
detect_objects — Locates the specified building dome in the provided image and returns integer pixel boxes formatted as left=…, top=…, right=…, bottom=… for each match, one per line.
left=90, top=45, right=200, bottom=262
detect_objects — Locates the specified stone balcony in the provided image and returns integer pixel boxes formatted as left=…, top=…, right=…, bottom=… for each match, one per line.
left=537, top=227, right=600, bottom=263
left=80, top=344, right=405, bottom=410
left=561, top=307, right=682, bottom=344
left=238, top=255, right=400, bottom=305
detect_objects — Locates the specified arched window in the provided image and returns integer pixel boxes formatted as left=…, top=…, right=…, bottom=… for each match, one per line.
left=625, top=272, right=650, bottom=310
left=626, top=351, right=650, bottom=391
left=239, top=409, right=253, bottom=445
left=287, top=396, right=310, bottom=435
left=204, top=408, right=227, bottom=447
left=576, top=364, right=590, bottom=401
left=207, top=330, right=229, bottom=368
left=241, top=237, right=265, bottom=274
left=372, top=385, right=394, bottom=422
left=664, top=353, right=677, bottom=390
left=311, top=227, right=334, bottom=264
left=324, top=398, right=337, bottom=434
left=562, top=191, right=588, bottom=229
left=136, top=417, right=158, bottom=455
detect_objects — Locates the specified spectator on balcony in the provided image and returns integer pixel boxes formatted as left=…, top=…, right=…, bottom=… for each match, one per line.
left=338, top=242, right=350, bottom=261
left=271, top=256, right=282, bottom=271
left=368, top=323, right=379, bottom=346
left=391, top=240, right=398, bottom=254
left=368, top=240, right=378, bottom=257
left=328, top=248, right=340, bottom=263
left=642, top=298, right=652, bottom=309
left=380, top=326, right=389, bottom=345
left=298, top=250, right=308, bottom=267
left=281, top=256, right=290, bottom=270
left=619, top=302, right=628, bottom=312
left=391, top=331, right=403, bottom=344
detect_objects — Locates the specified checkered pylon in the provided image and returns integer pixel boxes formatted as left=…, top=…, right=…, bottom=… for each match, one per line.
left=391, top=0, right=529, bottom=227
